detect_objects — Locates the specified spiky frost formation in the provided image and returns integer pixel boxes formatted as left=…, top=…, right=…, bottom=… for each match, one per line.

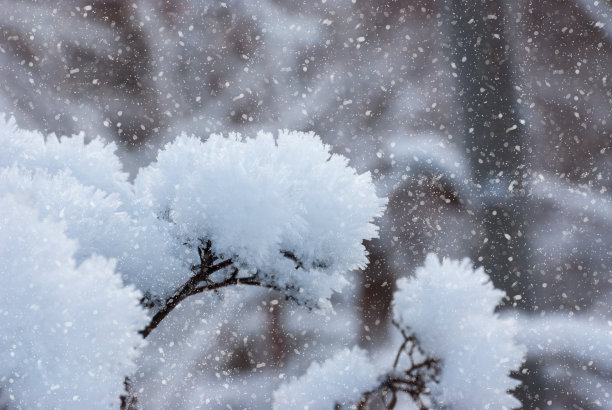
left=393, top=254, right=525, bottom=409
left=0, top=196, right=148, bottom=409
left=136, top=130, right=387, bottom=306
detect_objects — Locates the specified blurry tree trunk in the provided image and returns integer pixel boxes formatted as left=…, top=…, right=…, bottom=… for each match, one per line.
left=358, top=240, right=393, bottom=348
left=267, top=299, right=286, bottom=368
left=445, top=1, right=542, bottom=406
left=445, top=0, right=534, bottom=309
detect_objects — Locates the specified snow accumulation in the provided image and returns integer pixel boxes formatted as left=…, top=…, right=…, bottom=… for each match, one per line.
left=0, top=195, right=147, bottom=409
left=393, top=254, right=525, bottom=409
left=272, top=347, right=380, bottom=409
left=135, top=130, right=387, bottom=307
left=0, top=117, right=387, bottom=407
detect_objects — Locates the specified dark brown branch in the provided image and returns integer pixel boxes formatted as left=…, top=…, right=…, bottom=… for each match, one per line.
left=119, top=377, right=137, bottom=410
left=393, top=335, right=412, bottom=369
left=139, top=242, right=234, bottom=338
left=190, top=277, right=302, bottom=306
left=356, top=323, right=440, bottom=410
left=139, top=242, right=306, bottom=338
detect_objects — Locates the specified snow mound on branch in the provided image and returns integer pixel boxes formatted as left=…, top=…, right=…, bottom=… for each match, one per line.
left=393, top=254, right=525, bottom=409
left=0, top=166, right=186, bottom=299
left=0, top=115, right=187, bottom=299
left=0, top=195, right=148, bottom=409
left=272, top=347, right=380, bottom=409
left=0, top=116, right=132, bottom=205
left=135, top=130, right=387, bottom=306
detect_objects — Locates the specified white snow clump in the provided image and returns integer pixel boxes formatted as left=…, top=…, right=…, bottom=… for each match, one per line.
left=393, top=254, right=525, bottom=409
left=0, top=195, right=148, bottom=409
left=272, top=347, right=380, bottom=409
left=135, top=130, right=387, bottom=306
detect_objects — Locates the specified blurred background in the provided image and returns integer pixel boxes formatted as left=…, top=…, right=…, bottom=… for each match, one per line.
left=1, top=0, right=610, bottom=408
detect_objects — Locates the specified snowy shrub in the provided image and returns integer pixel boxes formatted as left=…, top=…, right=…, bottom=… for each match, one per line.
left=392, top=254, right=526, bottom=409
left=0, top=118, right=386, bottom=308
left=0, top=195, right=147, bottom=409
left=135, top=130, right=387, bottom=308
left=274, top=254, right=525, bottom=409
left=1, top=118, right=529, bottom=409
left=0, top=118, right=388, bottom=407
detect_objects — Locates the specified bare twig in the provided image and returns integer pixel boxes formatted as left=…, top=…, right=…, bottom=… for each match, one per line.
left=356, top=322, right=440, bottom=410
left=140, top=241, right=234, bottom=338
left=140, top=242, right=305, bottom=338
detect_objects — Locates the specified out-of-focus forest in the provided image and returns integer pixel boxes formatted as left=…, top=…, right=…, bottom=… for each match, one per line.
left=1, top=0, right=610, bottom=408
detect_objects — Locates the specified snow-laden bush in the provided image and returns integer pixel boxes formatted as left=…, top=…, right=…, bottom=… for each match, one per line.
left=273, top=254, right=525, bottom=409
left=0, top=117, right=387, bottom=407
left=135, top=130, right=387, bottom=307
left=1, top=116, right=386, bottom=308
left=0, top=195, right=147, bottom=409
left=393, top=254, right=525, bottom=409
left=1, top=117, right=530, bottom=409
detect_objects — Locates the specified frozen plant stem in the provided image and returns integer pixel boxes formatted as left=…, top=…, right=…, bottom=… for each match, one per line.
left=140, top=240, right=231, bottom=338
left=140, top=240, right=299, bottom=338
left=356, top=321, right=440, bottom=410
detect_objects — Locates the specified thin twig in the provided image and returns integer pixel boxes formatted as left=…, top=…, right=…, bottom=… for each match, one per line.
left=139, top=244, right=306, bottom=338
left=140, top=246, right=233, bottom=338
left=356, top=325, right=439, bottom=410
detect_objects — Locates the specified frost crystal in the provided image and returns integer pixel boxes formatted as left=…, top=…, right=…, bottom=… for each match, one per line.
left=393, top=254, right=525, bottom=409
left=0, top=116, right=132, bottom=205
left=0, top=118, right=185, bottom=299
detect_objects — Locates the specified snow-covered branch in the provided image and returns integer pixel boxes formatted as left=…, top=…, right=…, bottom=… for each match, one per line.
left=0, top=118, right=387, bottom=407
left=273, top=255, right=526, bottom=410
left=134, top=130, right=387, bottom=310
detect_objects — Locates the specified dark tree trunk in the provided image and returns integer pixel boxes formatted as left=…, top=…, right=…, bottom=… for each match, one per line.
left=445, top=0, right=535, bottom=310
left=444, top=0, right=542, bottom=407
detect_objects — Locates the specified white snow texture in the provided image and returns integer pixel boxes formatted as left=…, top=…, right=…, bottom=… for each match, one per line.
left=0, top=117, right=387, bottom=407
left=393, top=254, right=526, bottom=409
left=272, top=347, right=380, bottom=409
left=135, top=130, right=387, bottom=307
left=0, top=196, right=148, bottom=409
